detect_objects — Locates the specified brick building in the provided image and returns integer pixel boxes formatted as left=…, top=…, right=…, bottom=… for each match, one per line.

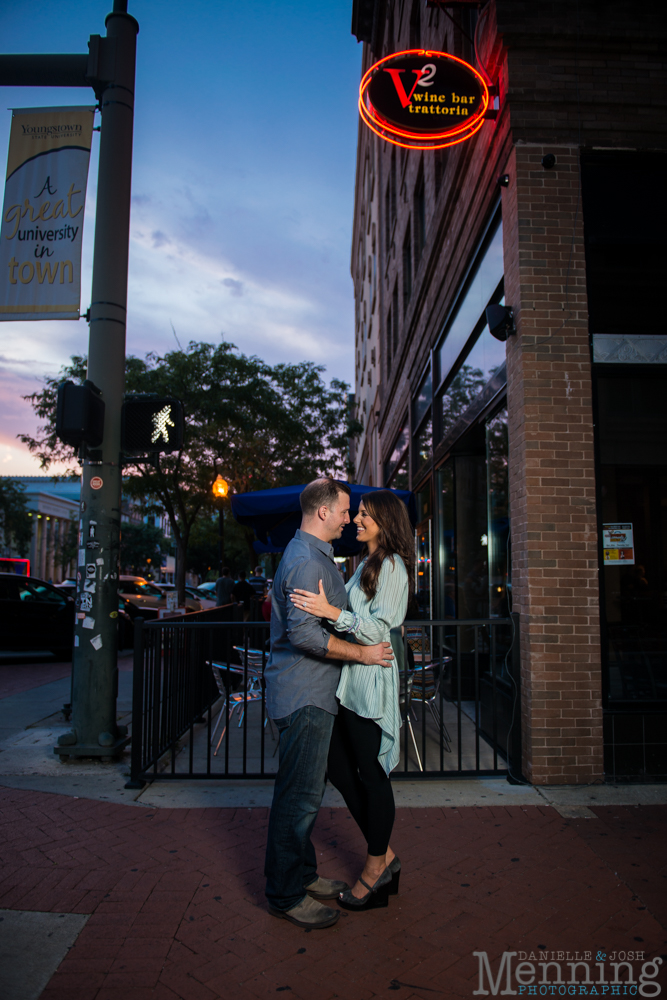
left=350, top=0, right=667, bottom=783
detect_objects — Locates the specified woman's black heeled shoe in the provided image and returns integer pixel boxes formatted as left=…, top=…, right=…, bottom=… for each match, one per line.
left=338, top=867, right=392, bottom=911
left=387, top=856, right=401, bottom=896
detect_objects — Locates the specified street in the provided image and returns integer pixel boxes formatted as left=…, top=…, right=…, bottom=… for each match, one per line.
left=0, top=657, right=666, bottom=1000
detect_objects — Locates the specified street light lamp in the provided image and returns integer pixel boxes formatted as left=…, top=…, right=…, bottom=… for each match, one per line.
left=212, top=475, right=229, bottom=576
left=212, top=475, right=229, bottom=499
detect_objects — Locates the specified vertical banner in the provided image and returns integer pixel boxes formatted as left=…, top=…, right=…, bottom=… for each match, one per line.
left=0, top=106, right=95, bottom=321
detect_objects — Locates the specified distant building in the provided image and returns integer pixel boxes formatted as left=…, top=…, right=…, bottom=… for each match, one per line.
left=8, top=476, right=80, bottom=581
left=5, top=476, right=172, bottom=583
left=350, top=1, right=667, bottom=783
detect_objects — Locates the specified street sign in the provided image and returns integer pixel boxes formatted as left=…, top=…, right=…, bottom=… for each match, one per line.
left=121, top=396, right=184, bottom=454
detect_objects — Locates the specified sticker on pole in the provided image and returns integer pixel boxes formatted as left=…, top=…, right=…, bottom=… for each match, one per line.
left=90, top=476, right=103, bottom=490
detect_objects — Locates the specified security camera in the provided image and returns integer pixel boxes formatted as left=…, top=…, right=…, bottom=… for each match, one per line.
left=485, top=304, right=515, bottom=342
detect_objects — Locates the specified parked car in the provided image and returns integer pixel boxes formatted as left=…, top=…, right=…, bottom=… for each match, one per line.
left=154, top=582, right=216, bottom=610
left=194, top=581, right=224, bottom=606
left=0, top=572, right=74, bottom=658
left=55, top=579, right=77, bottom=598
left=118, top=575, right=201, bottom=613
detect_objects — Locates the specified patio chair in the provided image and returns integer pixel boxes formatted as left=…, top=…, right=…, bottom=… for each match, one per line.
left=398, top=669, right=425, bottom=771
left=208, top=648, right=276, bottom=756
left=410, top=658, right=452, bottom=753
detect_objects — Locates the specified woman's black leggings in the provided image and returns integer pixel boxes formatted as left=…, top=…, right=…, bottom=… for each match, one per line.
left=327, top=703, right=395, bottom=856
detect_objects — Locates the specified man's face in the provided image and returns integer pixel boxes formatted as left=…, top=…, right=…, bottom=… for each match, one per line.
left=321, top=494, right=350, bottom=541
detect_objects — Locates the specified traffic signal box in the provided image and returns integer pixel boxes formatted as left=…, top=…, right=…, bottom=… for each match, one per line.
left=121, top=396, right=184, bottom=454
left=56, top=380, right=105, bottom=449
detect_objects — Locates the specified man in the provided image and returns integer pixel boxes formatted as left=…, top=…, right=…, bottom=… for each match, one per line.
left=215, top=567, right=235, bottom=607
left=248, top=565, right=268, bottom=597
left=231, top=570, right=256, bottom=621
left=264, top=477, right=394, bottom=930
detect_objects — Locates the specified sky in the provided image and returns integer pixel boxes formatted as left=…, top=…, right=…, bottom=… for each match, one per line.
left=0, top=0, right=362, bottom=475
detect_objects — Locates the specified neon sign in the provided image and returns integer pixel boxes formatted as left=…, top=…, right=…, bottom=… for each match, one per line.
left=359, top=50, right=490, bottom=150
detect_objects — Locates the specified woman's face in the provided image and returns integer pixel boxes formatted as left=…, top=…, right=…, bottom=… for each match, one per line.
left=354, top=501, right=381, bottom=547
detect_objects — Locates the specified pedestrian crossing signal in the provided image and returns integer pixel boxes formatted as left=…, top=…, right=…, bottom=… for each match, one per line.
left=121, top=397, right=184, bottom=454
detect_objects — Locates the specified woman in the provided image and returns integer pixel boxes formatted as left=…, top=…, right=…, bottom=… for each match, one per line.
left=290, top=490, right=413, bottom=911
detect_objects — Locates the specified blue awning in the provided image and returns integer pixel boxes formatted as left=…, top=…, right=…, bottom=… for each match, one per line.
left=231, top=483, right=416, bottom=556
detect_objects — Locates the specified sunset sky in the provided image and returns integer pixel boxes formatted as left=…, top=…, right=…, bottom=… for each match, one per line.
left=0, top=0, right=362, bottom=474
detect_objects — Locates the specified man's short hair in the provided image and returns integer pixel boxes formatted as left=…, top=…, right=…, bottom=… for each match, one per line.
left=221, top=567, right=230, bottom=577
left=254, top=566, right=263, bottom=576
left=300, top=477, right=351, bottom=517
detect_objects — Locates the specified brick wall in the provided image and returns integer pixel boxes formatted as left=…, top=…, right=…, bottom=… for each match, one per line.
left=352, top=0, right=667, bottom=783
left=503, top=143, right=603, bottom=784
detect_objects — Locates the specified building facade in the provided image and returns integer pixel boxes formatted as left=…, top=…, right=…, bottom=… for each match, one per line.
left=3, top=476, right=173, bottom=584
left=350, top=0, right=667, bottom=783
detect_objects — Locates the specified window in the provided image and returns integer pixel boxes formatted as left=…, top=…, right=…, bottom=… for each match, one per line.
left=435, top=217, right=504, bottom=387
left=402, top=219, right=412, bottom=314
left=18, top=580, right=66, bottom=604
left=581, top=151, right=667, bottom=335
left=414, top=167, right=426, bottom=263
left=412, top=367, right=433, bottom=476
left=384, top=419, right=409, bottom=484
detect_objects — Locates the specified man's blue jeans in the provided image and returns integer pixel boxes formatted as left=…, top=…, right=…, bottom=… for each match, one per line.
left=264, top=705, right=335, bottom=912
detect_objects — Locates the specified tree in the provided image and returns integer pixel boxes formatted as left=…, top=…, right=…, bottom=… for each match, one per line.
left=21, top=341, right=361, bottom=599
left=0, top=477, right=33, bottom=557
left=56, top=513, right=79, bottom=578
left=119, top=520, right=169, bottom=577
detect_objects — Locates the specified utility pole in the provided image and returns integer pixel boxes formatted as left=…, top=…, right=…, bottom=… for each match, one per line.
left=0, top=1, right=139, bottom=760
left=62, top=3, right=139, bottom=759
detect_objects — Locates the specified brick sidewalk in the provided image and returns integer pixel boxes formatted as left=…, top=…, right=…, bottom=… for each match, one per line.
left=1, top=786, right=665, bottom=1000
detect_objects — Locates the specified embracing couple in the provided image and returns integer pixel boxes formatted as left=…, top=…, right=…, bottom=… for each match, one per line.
left=264, top=477, right=414, bottom=929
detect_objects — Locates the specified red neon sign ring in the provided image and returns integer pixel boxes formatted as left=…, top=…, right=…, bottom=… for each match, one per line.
left=359, top=49, right=490, bottom=150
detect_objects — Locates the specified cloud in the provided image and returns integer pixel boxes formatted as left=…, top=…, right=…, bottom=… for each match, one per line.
left=221, top=278, right=244, bottom=297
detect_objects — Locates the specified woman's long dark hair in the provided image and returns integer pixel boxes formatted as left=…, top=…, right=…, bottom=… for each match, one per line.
left=358, top=490, right=415, bottom=601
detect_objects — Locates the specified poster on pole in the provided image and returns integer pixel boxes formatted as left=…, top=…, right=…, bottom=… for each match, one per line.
left=603, top=523, right=635, bottom=566
left=0, top=106, right=95, bottom=321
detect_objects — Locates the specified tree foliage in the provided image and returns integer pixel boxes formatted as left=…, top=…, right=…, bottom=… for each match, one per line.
left=119, top=520, right=170, bottom=578
left=21, top=341, right=361, bottom=596
left=0, top=477, right=33, bottom=558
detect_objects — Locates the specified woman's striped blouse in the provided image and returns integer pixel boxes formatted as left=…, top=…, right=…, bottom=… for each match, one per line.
left=332, top=554, right=408, bottom=775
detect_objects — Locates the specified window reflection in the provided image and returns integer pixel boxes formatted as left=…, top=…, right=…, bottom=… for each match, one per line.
left=436, top=218, right=504, bottom=387
left=384, top=420, right=409, bottom=483
left=486, top=408, right=510, bottom=618
left=437, top=364, right=488, bottom=441
left=415, top=412, right=432, bottom=472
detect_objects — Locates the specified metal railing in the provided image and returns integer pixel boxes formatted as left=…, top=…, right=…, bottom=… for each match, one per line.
left=126, top=611, right=521, bottom=786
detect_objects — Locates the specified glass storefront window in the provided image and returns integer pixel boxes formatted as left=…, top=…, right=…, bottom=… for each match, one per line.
left=600, top=466, right=667, bottom=703
left=415, top=519, right=432, bottom=619
left=486, top=408, right=510, bottom=617
left=413, top=369, right=432, bottom=428
left=463, top=309, right=507, bottom=387
left=437, top=364, right=488, bottom=442
left=434, top=406, right=510, bottom=622
left=390, top=455, right=409, bottom=490
left=384, top=419, right=409, bottom=483
left=437, top=460, right=456, bottom=619
left=435, top=218, right=503, bottom=388
left=596, top=374, right=667, bottom=704
left=414, top=411, right=432, bottom=473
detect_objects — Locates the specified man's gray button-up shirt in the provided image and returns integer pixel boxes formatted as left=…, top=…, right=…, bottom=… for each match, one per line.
left=264, top=529, right=350, bottom=719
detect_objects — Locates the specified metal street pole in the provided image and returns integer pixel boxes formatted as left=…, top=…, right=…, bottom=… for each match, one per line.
left=219, top=505, right=226, bottom=575
left=57, top=1, right=139, bottom=760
